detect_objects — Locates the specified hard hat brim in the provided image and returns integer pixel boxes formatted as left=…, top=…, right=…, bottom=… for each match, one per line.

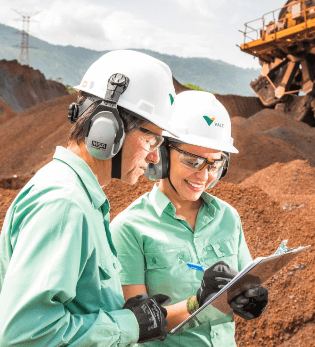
left=163, top=132, right=239, bottom=153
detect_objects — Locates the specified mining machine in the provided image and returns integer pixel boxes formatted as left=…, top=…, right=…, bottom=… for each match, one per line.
left=240, top=0, right=315, bottom=108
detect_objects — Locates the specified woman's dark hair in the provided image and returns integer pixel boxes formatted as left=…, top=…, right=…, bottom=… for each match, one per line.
left=67, top=91, right=145, bottom=146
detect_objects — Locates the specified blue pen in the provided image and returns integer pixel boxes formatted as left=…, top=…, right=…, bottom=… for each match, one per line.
left=187, top=262, right=207, bottom=272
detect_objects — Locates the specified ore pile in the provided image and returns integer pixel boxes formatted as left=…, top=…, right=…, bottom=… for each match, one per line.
left=0, top=93, right=76, bottom=178
left=0, top=59, right=69, bottom=113
left=0, top=78, right=314, bottom=347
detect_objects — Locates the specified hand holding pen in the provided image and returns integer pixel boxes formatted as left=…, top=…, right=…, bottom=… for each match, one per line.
left=187, top=260, right=269, bottom=320
left=190, top=261, right=238, bottom=307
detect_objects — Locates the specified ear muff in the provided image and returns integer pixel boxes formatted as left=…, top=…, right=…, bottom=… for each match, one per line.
left=207, top=151, right=230, bottom=189
left=144, top=142, right=170, bottom=181
left=84, top=103, right=125, bottom=160
left=80, top=73, right=129, bottom=160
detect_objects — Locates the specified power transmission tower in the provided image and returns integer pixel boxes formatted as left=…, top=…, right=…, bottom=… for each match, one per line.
left=12, top=9, right=40, bottom=66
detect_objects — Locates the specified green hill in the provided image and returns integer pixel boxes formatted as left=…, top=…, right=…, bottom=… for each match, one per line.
left=0, top=22, right=259, bottom=95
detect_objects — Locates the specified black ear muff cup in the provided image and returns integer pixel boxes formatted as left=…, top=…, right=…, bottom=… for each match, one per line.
left=144, top=143, right=170, bottom=181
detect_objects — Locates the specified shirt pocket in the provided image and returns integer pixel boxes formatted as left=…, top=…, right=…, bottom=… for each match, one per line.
left=203, top=238, right=238, bottom=268
left=145, top=248, right=189, bottom=269
left=144, top=248, right=192, bottom=301
left=98, top=254, right=122, bottom=282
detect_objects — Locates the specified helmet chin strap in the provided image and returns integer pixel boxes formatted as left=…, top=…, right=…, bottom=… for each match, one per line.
left=111, top=148, right=122, bottom=179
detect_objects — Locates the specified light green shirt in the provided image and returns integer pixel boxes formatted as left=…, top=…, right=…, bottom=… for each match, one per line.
left=111, top=184, right=252, bottom=347
left=0, top=146, right=139, bottom=347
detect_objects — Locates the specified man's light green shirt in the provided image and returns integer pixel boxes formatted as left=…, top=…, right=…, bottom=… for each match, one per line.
left=111, top=184, right=252, bottom=347
left=0, top=146, right=139, bottom=346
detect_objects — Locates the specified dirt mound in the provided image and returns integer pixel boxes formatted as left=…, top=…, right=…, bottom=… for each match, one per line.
left=0, top=93, right=77, bottom=178
left=241, top=160, right=315, bottom=222
left=224, top=109, right=315, bottom=183
left=215, top=94, right=265, bottom=119
left=0, top=59, right=69, bottom=113
left=242, top=160, right=315, bottom=196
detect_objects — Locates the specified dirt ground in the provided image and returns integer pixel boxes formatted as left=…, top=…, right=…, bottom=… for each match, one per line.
left=0, top=72, right=314, bottom=346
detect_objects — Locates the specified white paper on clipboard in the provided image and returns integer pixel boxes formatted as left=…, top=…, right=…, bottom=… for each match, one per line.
left=170, top=240, right=310, bottom=335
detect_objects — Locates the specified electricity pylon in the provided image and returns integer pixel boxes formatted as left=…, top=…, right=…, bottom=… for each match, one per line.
left=12, top=9, right=40, bottom=66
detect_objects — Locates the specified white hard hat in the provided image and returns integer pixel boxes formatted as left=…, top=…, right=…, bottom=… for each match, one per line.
left=74, top=49, right=179, bottom=137
left=163, top=91, right=238, bottom=153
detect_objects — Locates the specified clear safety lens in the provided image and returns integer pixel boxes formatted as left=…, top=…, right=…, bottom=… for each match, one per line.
left=137, top=127, right=164, bottom=152
left=170, top=145, right=226, bottom=174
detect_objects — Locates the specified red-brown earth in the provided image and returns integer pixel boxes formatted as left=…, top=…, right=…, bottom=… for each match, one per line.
left=0, top=59, right=69, bottom=113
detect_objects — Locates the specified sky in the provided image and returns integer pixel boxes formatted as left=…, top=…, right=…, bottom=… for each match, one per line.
left=1, top=0, right=287, bottom=69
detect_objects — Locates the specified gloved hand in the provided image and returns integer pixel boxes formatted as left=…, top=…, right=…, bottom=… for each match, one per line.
left=123, top=293, right=171, bottom=344
left=229, top=286, right=268, bottom=320
left=196, top=261, right=238, bottom=307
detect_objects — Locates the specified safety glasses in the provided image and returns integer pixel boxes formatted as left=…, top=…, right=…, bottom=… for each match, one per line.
left=136, top=126, right=164, bottom=152
left=169, top=145, right=226, bottom=174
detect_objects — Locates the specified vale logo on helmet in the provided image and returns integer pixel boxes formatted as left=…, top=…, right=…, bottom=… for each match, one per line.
left=92, top=140, right=107, bottom=150
left=203, top=116, right=224, bottom=128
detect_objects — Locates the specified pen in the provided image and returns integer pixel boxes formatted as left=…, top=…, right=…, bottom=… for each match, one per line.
left=186, top=262, right=207, bottom=272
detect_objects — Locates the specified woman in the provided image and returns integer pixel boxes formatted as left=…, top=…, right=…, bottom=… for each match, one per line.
left=111, top=91, right=268, bottom=346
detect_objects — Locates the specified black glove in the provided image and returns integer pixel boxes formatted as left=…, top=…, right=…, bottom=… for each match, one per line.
left=123, top=293, right=171, bottom=344
left=229, top=286, right=268, bottom=320
left=196, top=261, right=238, bottom=307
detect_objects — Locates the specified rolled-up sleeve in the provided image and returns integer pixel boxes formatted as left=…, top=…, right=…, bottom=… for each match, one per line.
left=111, top=217, right=145, bottom=286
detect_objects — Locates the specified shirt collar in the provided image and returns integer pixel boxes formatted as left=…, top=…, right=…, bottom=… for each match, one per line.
left=53, top=146, right=108, bottom=210
left=149, top=184, right=220, bottom=218
left=149, top=184, right=175, bottom=217
left=201, top=191, right=220, bottom=217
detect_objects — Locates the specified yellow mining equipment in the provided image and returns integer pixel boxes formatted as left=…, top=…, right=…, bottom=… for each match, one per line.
left=240, top=0, right=315, bottom=106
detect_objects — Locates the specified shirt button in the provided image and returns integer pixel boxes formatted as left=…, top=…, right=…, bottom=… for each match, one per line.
left=178, top=253, right=184, bottom=260
left=152, top=258, right=157, bottom=264
left=113, top=263, right=117, bottom=269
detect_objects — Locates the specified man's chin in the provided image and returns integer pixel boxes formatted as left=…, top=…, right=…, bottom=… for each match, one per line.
left=120, top=174, right=140, bottom=185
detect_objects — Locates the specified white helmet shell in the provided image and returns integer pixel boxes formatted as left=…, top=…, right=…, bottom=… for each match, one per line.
left=163, top=91, right=238, bottom=153
left=74, top=50, right=179, bottom=137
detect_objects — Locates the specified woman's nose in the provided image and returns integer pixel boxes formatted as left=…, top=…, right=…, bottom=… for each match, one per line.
left=146, top=148, right=160, bottom=164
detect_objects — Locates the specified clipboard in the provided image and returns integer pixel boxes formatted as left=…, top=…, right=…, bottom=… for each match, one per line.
left=170, top=240, right=311, bottom=335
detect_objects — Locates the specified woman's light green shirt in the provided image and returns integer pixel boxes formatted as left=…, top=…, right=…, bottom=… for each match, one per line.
left=111, top=184, right=252, bottom=347
left=0, top=146, right=139, bottom=347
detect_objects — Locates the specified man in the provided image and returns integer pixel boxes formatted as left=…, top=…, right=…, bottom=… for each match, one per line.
left=0, top=50, right=179, bottom=346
